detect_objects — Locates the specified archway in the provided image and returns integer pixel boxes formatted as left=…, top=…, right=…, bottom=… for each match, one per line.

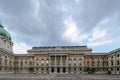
left=63, top=67, right=66, bottom=73
left=51, top=67, right=54, bottom=73
left=57, top=67, right=60, bottom=73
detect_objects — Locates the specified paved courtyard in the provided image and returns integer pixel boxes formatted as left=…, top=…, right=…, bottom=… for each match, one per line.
left=0, top=73, right=120, bottom=80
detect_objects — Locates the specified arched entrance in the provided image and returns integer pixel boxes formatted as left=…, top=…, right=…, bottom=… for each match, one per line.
left=57, top=67, right=60, bottom=73
left=63, top=67, right=66, bottom=73
left=51, top=67, right=54, bottom=73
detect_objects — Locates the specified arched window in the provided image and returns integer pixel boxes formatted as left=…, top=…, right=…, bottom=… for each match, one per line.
left=68, top=59, right=71, bottom=64
left=117, top=60, right=119, bottom=65
left=79, top=59, right=82, bottom=66
left=41, top=59, right=44, bottom=66
left=74, top=59, right=76, bottom=64
left=36, top=59, right=39, bottom=66
left=46, top=59, right=49, bottom=65
left=74, top=59, right=76, bottom=66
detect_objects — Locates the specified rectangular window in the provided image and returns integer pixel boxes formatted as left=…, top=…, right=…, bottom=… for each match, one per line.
left=117, top=68, right=119, bottom=71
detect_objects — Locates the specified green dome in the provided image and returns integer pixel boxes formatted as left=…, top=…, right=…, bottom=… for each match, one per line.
left=0, top=24, right=11, bottom=40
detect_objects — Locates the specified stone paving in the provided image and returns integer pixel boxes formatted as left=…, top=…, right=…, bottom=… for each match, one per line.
left=0, top=74, right=120, bottom=80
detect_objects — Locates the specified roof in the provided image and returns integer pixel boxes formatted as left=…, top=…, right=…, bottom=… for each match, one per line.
left=0, top=24, right=11, bottom=40
left=32, top=46, right=88, bottom=49
left=14, top=54, right=34, bottom=56
left=92, top=53, right=107, bottom=55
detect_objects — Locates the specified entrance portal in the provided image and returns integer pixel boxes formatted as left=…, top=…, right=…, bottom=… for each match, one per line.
left=51, top=67, right=54, bottom=73
left=63, top=67, right=66, bottom=73
left=57, top=67, right=60, bottom=73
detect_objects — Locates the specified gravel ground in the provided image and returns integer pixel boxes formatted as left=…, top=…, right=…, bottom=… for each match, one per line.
left=0, top=74, right=120, bottom=80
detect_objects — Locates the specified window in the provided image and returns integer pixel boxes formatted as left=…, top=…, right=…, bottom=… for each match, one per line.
left=68, top=60, right=71, bottom=64
left=80, top=68, right=81, bottom=70
left=36, top=59, right=39, bottom=61
left=57, top=61, right=60, bottom=65
left=30, top=62, right=32, bottom=67
left=111, top=68, right=113, bottom=71
left=117, top=68, right=119, bottom=71
left=5, top=56, right=7, bottom=58
left=36, top=68, right=38, bottom=71
left=46, top=60, right=49, bottom=64
left=74, top=59, right=76, bottom=64
left=51, top=61, right=54, bottom=65
left=111, top=56, right=113, bottom=58
left=21, top=62, right=23, bottom=67
left=107, top=57, right=108, bottom=60
left=36, top=60, right=39, bottom=66
left=5, top=68, right=7, bottom=70
left=41, top=68, right=43, bottom=71
left=117, top=54, right=119, bottom=57
left=41, top=59, right=44, bottom=64
left=111, top=61, right=114, bottom=66
left=97, top=62, right=99, bottom=66
left=79, top=60, right=82, bottom=66
left=117, top=60, right=119, bottom=65
left=74, top=68, right=76, bottom=71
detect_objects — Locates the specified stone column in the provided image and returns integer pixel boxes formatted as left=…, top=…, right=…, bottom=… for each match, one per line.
left=66, top=55, right=68, bottom=73
left=60, top=67, right=63, bottom=73
left=44, top=67, right=46, bottom=73
left=55, top=55, right=56, bottom=66
left=60, top=55, right=63, bottom=73
left=60, top=55, right=62, bottom=66
left=49, top=55, right=51, bottom=67
left=54, top=67, right=57, bottom=73
left=77, top=67, right=79, bottom=74
left=49, top=55, right=51, bottom=73
left=49, top=67, right=51, bottom=74
left=54, top=54, right=57, bottom=74
left=66, top=55, right=68, bottom=66
left=38, top=68, right=40, bottom=73
left=66, top=67, right=68, bottom=73
left=71, top=67, right=74, bottom=74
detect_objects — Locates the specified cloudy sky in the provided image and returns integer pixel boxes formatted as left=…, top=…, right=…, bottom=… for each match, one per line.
left=0, top=0, right=120, bottom=54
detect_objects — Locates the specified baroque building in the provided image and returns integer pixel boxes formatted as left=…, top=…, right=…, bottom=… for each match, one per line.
left=0, top=23, right=120, bottom=74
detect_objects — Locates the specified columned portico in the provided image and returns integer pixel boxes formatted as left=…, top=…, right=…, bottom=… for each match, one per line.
left=49, top=53, right=68, bottom=73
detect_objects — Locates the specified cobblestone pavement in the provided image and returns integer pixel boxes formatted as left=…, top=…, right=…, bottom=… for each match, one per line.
left=0, top=74, right=120, bottom=80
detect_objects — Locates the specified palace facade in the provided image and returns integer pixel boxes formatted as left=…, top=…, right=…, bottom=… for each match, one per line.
left=0, top=23, right=120, bottom=74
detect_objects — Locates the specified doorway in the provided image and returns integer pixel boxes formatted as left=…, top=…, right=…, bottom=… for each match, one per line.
left=63, top=67, right=66, bottom=73
left=57, top=67, right=60, bottom=73
left=51, top=67, right=54, bottom=73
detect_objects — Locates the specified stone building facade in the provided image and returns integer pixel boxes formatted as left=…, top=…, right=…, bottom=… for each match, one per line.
left=0, top=23, right=120, bottom=74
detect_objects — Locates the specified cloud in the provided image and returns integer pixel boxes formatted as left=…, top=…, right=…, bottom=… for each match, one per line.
left=87, top=28, right=113, bottom=47
left=63, top=17, right=88, bottom=43
left=0, top=0, right=120, bottom=52
left=13, top=42, right=31, bottom=54
left=0, top=0, right=36, bottom=16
